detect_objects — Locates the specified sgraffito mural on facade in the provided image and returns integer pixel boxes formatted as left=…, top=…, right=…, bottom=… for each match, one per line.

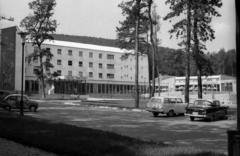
left=0, top=26, right=16, bottom=90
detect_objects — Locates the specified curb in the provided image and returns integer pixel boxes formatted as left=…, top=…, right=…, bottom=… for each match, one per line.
left=54, top=101, right=147, bottom=112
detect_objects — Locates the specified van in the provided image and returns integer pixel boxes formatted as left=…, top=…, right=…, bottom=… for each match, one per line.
left=146, top=96, right=188, bottom=117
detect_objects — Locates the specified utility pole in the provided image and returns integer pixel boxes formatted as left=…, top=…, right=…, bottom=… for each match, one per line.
left=227, top=2, right=240, bottom=155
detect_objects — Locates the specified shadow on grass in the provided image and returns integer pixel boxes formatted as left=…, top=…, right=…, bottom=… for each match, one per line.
left=0, top=112, right=226, bottom=156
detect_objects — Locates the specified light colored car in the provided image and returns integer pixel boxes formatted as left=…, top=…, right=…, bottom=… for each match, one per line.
left=141, top=93, right=150, bottom=98
left=146, top=96, right=188, bottom=117
left=0, top=94, right=38, bottom=112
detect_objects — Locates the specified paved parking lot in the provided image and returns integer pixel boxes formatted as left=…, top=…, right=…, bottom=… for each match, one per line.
left=22, top=101, right=237, bottom=154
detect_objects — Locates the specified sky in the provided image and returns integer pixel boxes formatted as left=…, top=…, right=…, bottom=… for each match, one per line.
left=0, top=0, right=236, bottom=53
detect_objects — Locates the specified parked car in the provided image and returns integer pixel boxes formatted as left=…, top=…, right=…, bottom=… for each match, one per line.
left=140, top=93, right=150, bottom=98
left=0, top=90, right=11, bottom=102
left=146, top=96, right=188, bottom=117
left=0, top=94, right=38, bottom=112
left=185, top=99, right=229, bottom=121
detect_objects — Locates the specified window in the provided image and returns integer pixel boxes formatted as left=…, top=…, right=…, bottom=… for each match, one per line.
left=89, top=62, right=93, bottom=68
left=89, top=72, right=93, bottom=78
left=99, top=73, right=103, bottom=78
left=57, top=70, right=61, bottom=75
left=68, top=71, right=72, bottom=76
left=79, top=71, right=83, bottom=77
left=99, top=63, right=103, bottom=68
left=68, top=50, right=72, bottom=56
left=57, top=60, right=62, bottom=65
left=99, top=53, right=102, bottom=58
left=68, top=61, right=72, bottom=66
left=79, top=51, right=83, bottom=56
left=46, top=48, right=51, bottom=61
left=89, top=52, right=93, bottom=58
left=33, top=68, right=39, bottom=74
left=176, top=98, right=183, bottom=103
left=79, top=62, right=83, bottom=67
left=107, top=54, right=114, bottom=59
left=33, top=58, right=38, bottom=63
left=107, top=73, right=114, bottom=79
left=57, top=49, right=62, bottom=55
left=107, top=64, right=114, bottom=69
left=164, top=98, right=169, bottom=103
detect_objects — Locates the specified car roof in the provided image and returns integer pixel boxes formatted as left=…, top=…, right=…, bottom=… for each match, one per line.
left=5, top=94, right=28, bottom=98
left=151, top=96, right=182, bottom=99
left=194, top=99, right=219, bottom=102
left=7, top=94, right=27, bottom=96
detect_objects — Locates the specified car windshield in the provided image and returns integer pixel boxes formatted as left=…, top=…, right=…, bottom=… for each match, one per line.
left=193, top=100, right=212, bottom=106
left=150, top=98, right=162, bottom=103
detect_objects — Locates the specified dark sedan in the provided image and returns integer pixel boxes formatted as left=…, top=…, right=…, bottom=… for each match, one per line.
left=0, top=94, right=38, bottom=112
left=185, top=99, right=228, bottom=121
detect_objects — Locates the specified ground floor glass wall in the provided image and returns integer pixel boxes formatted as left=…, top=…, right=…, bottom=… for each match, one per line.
left=86, top=83, right=146, bottom=95
left=25, top=80, right=39, bottom=94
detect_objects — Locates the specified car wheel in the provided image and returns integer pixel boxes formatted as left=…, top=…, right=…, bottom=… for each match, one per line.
left=223, top=111, right=228, bottom=120
left=190, top=117, right=195, bottom=121
left=167, top=110, right=174, bottom=117
left=153, top=112, right=159, bottom=117
left=29, top=106, right=37, bottom=112
left=4, top=106, right=11, bottom=111
left=208, top=115, right=214, bottom=122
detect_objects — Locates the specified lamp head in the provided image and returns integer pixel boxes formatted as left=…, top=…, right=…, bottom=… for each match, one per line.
left=17, top=31, right=30, bottom=43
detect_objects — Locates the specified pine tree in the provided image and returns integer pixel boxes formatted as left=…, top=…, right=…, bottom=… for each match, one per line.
left=164, top=0, right=192, bottom=103
left=116, top=0, right=149, bottom=108
left=191, top=0, right=222, bottom=98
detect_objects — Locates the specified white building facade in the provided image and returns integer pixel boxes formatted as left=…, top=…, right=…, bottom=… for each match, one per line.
left=25, top=40, right=149, bottom=95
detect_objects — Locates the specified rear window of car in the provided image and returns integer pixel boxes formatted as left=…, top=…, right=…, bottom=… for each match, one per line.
left=193, top=100, right=211, bottom=106
left=150, top=98, right=162, bottom=103
left=176, top=98, right=183, bottom=103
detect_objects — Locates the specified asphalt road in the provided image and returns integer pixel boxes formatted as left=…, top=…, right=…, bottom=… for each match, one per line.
left=23, top=102, right=236, bottom=154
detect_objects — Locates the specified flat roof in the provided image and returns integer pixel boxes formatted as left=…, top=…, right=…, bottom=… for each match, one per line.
left=37, top=40, right=133, bottom=54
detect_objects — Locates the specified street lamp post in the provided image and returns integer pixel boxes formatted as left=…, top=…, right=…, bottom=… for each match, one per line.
left=108, top=76, right=110, bottom=98
left=144, top=78, right=145, bottom=100
left=17, top=31, right=29, bottom=116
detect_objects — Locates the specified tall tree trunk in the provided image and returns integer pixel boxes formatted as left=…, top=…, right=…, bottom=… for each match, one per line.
left=147, top=33, right=152, bottom=99
left=155, top=37, right=160, bottom=97
left=134, top=0, right=141, bottom=108
left=185, top=0, right=191, bottom=103
left=148, top=0, right=155, bottom=98
left=197, top=69, right=202, bottom=98
left=39, top=53, right=46, bottom=100
left=151, top=45, right=155, bottom=97
left=193, top=9, right=203, bottom=99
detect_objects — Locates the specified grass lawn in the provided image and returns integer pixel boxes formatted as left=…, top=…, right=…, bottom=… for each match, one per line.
left=0, top=112, right=226, bottom=156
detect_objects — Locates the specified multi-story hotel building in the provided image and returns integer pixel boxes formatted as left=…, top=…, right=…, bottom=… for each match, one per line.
left=24, top=32, right=149, bottom=95
left=0, top=26, right=149, bottom=95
